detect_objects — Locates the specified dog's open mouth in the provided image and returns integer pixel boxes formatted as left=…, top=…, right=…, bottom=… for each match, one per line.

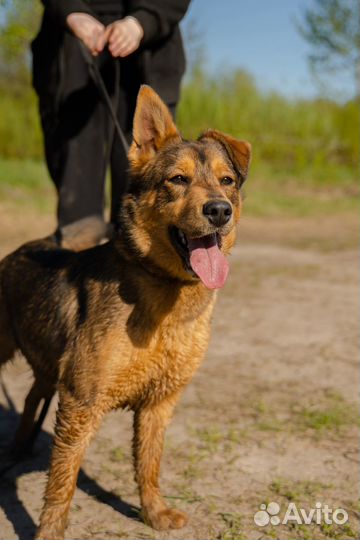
left=170, top=227, right=229, bottom=289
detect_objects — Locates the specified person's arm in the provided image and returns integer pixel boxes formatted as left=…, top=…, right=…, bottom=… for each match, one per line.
left=128, top=0, right=191, bottom=45
left=107, top=0, right=190, bottom=59
left=41, top=0, right=108, bottom=56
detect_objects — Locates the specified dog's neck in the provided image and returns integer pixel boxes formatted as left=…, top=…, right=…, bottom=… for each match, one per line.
left=111, top=234, right=215, bottom=313
left=112, top=230, right=202, bottom=287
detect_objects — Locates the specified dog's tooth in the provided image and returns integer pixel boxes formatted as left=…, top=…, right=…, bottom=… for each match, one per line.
left=179, top=230, right=186, bottom=245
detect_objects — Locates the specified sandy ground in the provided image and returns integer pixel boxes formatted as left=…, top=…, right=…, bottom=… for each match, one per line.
left=0, top=202, right=358, bottom=540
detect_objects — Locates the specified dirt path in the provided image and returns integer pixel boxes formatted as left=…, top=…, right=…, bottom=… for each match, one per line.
left=0, top=204, right=358, bottom=540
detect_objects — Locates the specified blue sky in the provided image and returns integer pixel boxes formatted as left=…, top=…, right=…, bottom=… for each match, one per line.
left=181, top=0, right=355, bottom=100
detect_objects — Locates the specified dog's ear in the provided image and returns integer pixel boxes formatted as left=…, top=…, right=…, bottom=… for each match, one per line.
left=200, top=130, right=252, bottom=181
left=129, top=85, right=181, bottom=168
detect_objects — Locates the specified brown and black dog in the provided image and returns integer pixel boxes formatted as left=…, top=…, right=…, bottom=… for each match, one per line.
left=0, top=85, right=251, bottom=539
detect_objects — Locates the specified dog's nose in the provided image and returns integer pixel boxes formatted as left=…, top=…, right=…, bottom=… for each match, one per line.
left=203, top=200, right=232, bottom=227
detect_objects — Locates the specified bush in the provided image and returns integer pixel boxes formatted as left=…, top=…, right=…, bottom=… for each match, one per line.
left=177, top=69, right=358, bottom=185
left=0, top=67, right=358, bottom=186
left=0, top=86, right=42, bottom=159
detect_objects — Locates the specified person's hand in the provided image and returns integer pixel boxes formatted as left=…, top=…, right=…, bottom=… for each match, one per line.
left=66, top=12, right=109, bottom=56
left=107, top=16, right=144, bottom=57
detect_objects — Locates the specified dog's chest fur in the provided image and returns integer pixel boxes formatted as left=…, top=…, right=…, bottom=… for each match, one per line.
left=61, top=273, right=217, bottom=410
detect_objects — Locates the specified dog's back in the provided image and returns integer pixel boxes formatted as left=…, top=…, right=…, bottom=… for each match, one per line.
left=0, top=238, right=121, bottom=377
left=0, top=238, right=71, bottom=373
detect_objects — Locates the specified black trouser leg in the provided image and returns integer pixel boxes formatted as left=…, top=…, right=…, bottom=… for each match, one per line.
left=39, top=36, right=115, bottom=229
left=55, top=99, right=108, bottom=228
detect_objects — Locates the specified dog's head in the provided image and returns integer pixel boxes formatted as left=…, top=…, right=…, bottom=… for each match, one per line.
left=119, top=85, right=251, bottom=290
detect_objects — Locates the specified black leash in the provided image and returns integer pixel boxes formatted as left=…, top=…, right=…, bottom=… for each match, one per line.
left=78, top=40, right=130, bottom=154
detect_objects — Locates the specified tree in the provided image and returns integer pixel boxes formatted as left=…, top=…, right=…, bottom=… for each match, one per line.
left=0, top=0, right=41, bottom=90
left=298, top=0, right=360, bottom=95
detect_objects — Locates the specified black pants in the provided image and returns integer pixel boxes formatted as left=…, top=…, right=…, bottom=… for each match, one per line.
left=39, top=33, right=175, bottom=229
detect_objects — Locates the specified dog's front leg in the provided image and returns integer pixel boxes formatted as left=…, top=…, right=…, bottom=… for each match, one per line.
left=133, top=394, right=188, bottom=530
left=36, top=389, right=103, bottom=540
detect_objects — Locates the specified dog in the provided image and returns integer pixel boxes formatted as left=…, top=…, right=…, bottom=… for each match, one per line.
left=0, top=85, right=251, bottom=539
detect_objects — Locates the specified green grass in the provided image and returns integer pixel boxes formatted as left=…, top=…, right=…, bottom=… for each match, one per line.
left=320, top=522, right=359, bottom=539
left=292, top=390, right=359, bottom=434
left=217, top=512, right=245, bottom=540
left=244, top=180, right=359, bottom=217
left=0, top=157, right=54, bottom=212
left=269, top=479, right=332, bottom=502
left=0, top=157, right=49, bottom=189
left=297, top=403, right=358, bottom=432
left=165, top=483, right=203, bottom=504
left=262, top=394, right=358, bottom=438
left=194, top=426, right=223, bottom=452
left=283, top=521, right=357, bottom=540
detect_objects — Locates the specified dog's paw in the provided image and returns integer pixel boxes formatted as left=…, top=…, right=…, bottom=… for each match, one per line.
left=145, top=507, right=189, bottom=530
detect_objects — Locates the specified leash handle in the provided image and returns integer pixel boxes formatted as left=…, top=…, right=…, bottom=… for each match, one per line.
left=78, top=40, right=130, bottom=153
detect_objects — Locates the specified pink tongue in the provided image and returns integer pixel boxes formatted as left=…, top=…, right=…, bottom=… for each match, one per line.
left=188, top=234, right=229, bottom=289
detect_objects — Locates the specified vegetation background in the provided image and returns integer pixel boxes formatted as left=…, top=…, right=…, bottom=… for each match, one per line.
left=0, top=0, right=358, bottom=218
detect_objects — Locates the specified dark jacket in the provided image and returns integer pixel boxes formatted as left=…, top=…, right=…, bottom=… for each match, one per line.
left=32, top=0, right=190, bottom=104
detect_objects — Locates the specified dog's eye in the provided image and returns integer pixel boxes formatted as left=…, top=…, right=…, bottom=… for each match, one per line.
left=220, top=176, right=234, bottom=186
left=168, top=175, right=189, bottom=185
